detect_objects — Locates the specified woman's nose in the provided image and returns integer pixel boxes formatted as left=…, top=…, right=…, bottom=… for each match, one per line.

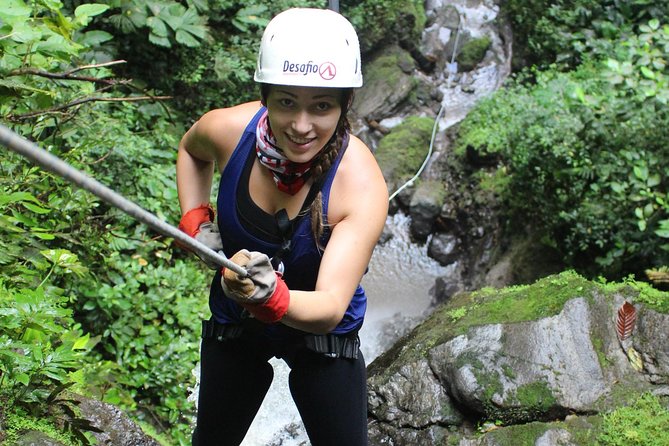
left=291, top=111, right=312, bottom=133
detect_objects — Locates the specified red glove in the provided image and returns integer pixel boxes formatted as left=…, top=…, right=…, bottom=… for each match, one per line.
left=222, top=250, right=290, bottom=323
left=177, top=205, right=224, bottom=269
left=178, top=204, right=215, bottom=238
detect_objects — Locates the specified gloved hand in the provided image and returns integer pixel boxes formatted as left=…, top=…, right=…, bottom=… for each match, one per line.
left=178, top=204, right=224, bottom=269
left=222, top=249, right=290, bottom=323
left=193, top=221, right=224, bottom=269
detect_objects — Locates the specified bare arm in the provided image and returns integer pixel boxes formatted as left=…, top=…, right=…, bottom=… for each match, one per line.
left=176, top=102, right=262, bottom=215
left=280, top=138, right=389, bottom=334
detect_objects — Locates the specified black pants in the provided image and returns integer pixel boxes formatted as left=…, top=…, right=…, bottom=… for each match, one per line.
left=192, top=333, right=368, bottom=446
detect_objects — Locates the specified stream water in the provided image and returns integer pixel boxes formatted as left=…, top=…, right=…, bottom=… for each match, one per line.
left=239, top=213, right=449, bottom=446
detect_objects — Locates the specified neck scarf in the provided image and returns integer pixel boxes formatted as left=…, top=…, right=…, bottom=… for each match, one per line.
left=255, top=110, right=314, bottom=195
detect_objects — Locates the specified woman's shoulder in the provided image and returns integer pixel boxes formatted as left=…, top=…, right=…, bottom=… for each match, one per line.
left=191, top=101, right=263, bottom=159
left=331, top=134, right=388, bottom=206
left=340, top=135, right=384, bottom=180
left=327, top=133, right=388, bottom=229
left=197, top=101, right=263, bottom=138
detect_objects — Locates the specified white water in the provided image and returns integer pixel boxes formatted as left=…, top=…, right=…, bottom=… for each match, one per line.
left=239, top=213, right=448, bottom=446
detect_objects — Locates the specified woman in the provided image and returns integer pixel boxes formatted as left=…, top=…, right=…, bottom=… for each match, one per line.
left=176, top=8, right=388, bottom=446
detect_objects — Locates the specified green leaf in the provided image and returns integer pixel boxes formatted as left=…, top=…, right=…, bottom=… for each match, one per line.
left=634, top=165, right=649, bottom=181
left=33, top=231, right=56, bottom=240
left=148, top=33, right=171, bottom=48
left=175, top=29, right=199, bottom=47
left=147, top=16, right=169, bottom=38
left=640, top=66, right=655, bottom=79
left=74, top=4, right=110, bottom=20
left=23, top=202, right=51, bottom=215
left=15, top=372, right=31, bottom=386
left=72, top=333, right=90, bottom=350
left=647, top=174, right=661, bottom=188
left=78, top=30, right=114, bottom=46
left=610, top=182, right=625, bottom=193
left=2, top=0, right=31, bottom=18
left=0, top=191, right=43, bottom=207
left=0, top=79, right=54, bottom=95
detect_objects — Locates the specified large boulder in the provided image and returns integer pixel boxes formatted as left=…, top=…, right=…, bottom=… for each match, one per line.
left=367, top=272, right=669, bottom=444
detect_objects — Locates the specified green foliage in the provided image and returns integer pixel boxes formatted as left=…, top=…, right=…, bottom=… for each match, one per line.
left=343, top=0, right=427, bottom=54
left=1, top=2, right=204, bottom=443
left=105, top=0, right=210, bottom=47
left=599, top=276, right=669, bottom=313
left=456, top=26, right=669, bottom=278
left=0, top=0, right=114, bottom=132
left=597, top=393, right=669, bottom=446
left=503, top=0, right=669, bottom=69
left=78, top=254, right=209, bottom=441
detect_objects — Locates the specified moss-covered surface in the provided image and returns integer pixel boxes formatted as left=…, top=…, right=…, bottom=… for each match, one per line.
left=597, top=392, right=669, bottom=446
left=600, top=280, right=669, bottom=313
left=369, top=270, right=669, bottom=379
left=1, top=406, right=80, bottom=445
left=374, top=116, right=434, bottom=187
left=368, top=270, right=598, bottom=375
left=362, top=46, right=416, bottom=91
left=457, top=36, right=492, bottom=71
left=412, top=179, right=447, bottom=207
left=473, top=393, right=669, bottom=446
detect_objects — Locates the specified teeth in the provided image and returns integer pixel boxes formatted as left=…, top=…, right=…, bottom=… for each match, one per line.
left=289, top=135, right=311, bottom=144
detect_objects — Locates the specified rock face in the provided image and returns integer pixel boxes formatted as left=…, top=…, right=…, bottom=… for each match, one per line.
left=76, top=397, right=161, bottom=446
left=10, top=396, right=161, bottom=446
left=366, top=273, right=669, bottom=445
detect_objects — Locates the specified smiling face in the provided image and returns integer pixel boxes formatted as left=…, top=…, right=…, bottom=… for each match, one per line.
left=264, top=85, right=343, bottom=163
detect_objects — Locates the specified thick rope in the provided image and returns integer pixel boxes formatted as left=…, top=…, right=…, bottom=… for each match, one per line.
left=0, top=124, right=248, bottom=277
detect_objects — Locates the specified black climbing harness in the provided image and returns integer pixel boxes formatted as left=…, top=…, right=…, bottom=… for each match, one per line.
left=201, top=318, right=360, bottom=360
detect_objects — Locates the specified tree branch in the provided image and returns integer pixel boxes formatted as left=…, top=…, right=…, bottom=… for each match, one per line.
left=8, top=60, right=130, bottom=85
left=6, top=95, right=173, bottom=121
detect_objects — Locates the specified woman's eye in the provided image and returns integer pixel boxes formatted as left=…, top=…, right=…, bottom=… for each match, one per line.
left=315, top=102, right=332, bottom=111
left=278, top=98, right=294, bottom=107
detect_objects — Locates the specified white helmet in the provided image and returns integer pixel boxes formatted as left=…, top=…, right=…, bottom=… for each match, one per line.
left=254, top=8, right=363, bottom=88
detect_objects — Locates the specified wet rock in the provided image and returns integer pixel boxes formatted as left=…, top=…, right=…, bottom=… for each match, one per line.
left=409, top=180, right=445, bottom=242
left=76, top=396, right=161, bottom=446
left=431, top=299, right=607, bottom=423
left=428, top=232, right=461, bottom=266
left=14, top=431, right=65, bottom=446
left=634, top=309, right=669, bottom=384
left=367, top=273, right=669, bottom=444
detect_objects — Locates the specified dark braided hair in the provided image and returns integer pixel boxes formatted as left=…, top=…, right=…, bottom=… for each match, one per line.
left=260, top=84, right=354, bottom=248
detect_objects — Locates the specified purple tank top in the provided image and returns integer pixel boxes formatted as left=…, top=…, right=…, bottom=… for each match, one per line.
left=208, top=107, right=367, bottom=336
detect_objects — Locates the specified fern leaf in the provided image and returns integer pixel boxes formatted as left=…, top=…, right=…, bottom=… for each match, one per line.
left=616, top=301, right=637, bottom=341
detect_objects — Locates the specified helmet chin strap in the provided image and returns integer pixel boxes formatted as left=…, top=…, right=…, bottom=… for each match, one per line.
left=328, top=0, right=339, bottom=12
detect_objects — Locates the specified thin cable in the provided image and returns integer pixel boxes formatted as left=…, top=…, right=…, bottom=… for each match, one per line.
left=388, top=15, right=462, bottom=202
left=388, top=104, right=445, bottom=202
left=0, top=124, right=248, bottom=277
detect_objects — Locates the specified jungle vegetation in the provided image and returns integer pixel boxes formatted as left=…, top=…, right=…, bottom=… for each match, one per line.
left=0, top=0, right=667, bottom=444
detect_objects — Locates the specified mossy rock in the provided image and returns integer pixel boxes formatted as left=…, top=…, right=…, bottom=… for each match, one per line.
left=457, top=36, right=492, bottom=71
left=374, top=115, right=434, bottom=189
left=353, top=45, right=417, bottom=118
